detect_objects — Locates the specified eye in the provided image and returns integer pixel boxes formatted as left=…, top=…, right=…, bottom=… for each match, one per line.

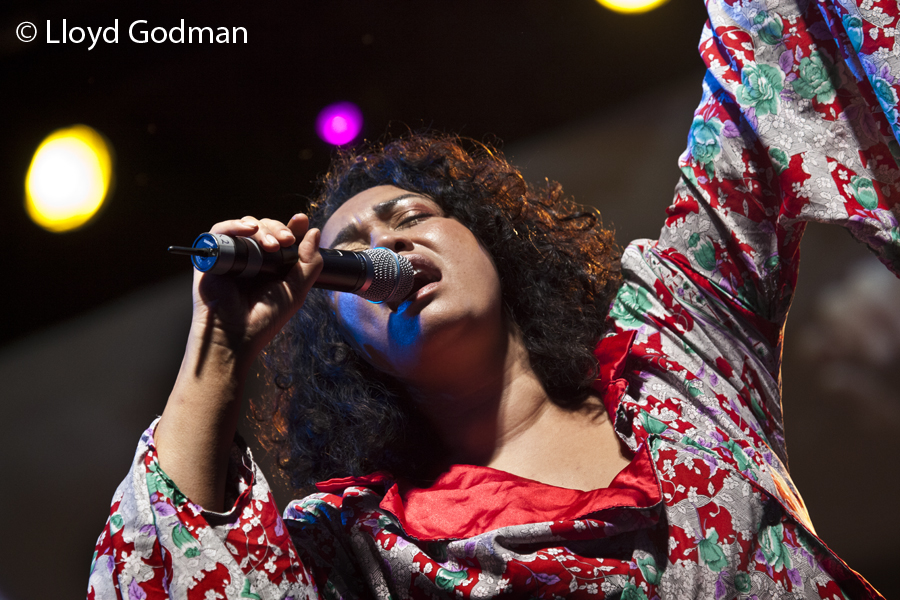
left=397, top=212, right=432, bottom=228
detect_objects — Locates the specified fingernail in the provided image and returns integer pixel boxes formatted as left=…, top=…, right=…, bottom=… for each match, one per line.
left=266, top=234, right=278, bottom=245
left=240, top=220, right=256, bottom=227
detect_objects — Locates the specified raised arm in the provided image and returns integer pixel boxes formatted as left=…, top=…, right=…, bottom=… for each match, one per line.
left=606, top=0, right=900, bottom=531
left=658, top=0, right=900, bottom=336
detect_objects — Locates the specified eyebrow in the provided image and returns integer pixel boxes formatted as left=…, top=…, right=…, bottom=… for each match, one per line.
left=328, top=193, right=424, bottom=248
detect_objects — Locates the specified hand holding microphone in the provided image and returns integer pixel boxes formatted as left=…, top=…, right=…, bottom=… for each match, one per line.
left=169, top=225, right=414, bottom=304
left=159, top=213, right=340, bottom=511
left=169, top=213, right=417, bottom=372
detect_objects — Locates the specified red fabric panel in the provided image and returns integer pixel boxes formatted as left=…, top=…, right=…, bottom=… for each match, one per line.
left=377, top=444, right=660, bottom=541
left=591, top=330, right=637, bottom=416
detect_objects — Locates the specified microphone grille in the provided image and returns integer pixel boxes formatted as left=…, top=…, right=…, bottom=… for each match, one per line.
left=358, top=248, right=415, bottom=303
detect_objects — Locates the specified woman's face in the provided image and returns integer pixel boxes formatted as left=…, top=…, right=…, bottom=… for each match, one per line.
left=319, top=185, right=506, bottom=385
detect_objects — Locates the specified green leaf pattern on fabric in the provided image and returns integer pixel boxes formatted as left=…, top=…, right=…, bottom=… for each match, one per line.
left=435, top=568, right=468, bottom=591
left=841, top=13, right=863, bottom=53
left=636, top=555, right=661, bottom=585
left=849, top=175, right=878, bottom=209
left=641, top=410, right=668, bottom=436
left=240, top=578, right=261, bottom=599
left=688, top=116, right=724, bottom=177
left=735, top=571, right=752, bottom=593
left=737, top=63, right=784, bottom=116
left=694, top=240, right=717, bottom=271
left=754, top=11, right=784, bottom=45
left=610, top=285, right=652, bottom=327
left=698, top=529, right=728, bottom=572
left=791, top=52, right=837, bottom=104
left=621, top=581, right=649, bottom=600
left=759, top=522, right=793, bottom=572
left=110, top=513, right=124, bottom=532
left=873, top=76, right=900, bottom=126
left=146, top=460, right=187, bottom=506
left=768, top=147, right=789, bottom=175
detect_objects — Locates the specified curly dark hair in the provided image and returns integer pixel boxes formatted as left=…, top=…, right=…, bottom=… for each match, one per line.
left=259, top=133, right=622, bottom=492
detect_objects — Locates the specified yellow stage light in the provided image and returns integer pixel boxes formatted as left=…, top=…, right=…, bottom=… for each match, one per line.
left=25, top=125, right=113, bottom=233
left=595, top=0, right=669, bottom=14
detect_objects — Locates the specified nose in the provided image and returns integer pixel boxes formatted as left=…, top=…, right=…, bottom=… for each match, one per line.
left=370, top=227, right=414, bottom=253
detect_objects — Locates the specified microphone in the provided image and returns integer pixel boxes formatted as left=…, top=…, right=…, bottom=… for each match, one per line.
left=168, top=233, right=415, bottom=304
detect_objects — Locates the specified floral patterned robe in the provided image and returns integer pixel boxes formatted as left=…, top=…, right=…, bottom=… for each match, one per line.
left=89, top=0, right=900, bottom=597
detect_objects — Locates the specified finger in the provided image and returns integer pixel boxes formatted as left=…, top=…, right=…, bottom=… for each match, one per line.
left=299, top=227, right=321, bottom=264
left=287, top=213, right=310, bottom=239
left=236, top=215, right=282, bottom=251
left=258, top=218, right=296, bottom=247
left=209, top=216, right=280, bottom=252
left=284, top=227, right=322, bottom=304
left=209, top=218, right=258, bottom=235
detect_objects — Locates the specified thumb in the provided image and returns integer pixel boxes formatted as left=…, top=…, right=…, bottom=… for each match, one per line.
left=284, top=226, right=323, bottom=306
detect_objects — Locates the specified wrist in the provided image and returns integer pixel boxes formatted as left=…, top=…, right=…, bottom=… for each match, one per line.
left=184, top=318, right=259, bottom=379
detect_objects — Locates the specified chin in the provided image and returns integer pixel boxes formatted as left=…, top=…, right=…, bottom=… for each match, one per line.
left=388, top=303, right=503, bottom=375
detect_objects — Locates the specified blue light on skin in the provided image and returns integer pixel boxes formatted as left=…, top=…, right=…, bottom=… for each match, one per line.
left=330, top=291, right=424, bottom=377
left=387, top=299, right=421, bottom=348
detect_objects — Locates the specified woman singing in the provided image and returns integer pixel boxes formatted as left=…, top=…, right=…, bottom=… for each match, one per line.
left=89, top=0, right=899, bottom=597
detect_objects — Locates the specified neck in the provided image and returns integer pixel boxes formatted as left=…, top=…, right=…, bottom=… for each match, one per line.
left=405, top=326, right=552, bottom=467
left=401, top=325, right=632, bottom=492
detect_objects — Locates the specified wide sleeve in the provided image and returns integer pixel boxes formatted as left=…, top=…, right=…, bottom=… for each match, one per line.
left=658, top=0, right=900, bottom=336
left=87, top=420, right=318, bottom=600
left=607, top=0, right=900, bottom=527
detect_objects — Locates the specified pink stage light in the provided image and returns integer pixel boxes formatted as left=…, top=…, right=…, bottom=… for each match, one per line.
left=316, top=102, right=363, bottom=145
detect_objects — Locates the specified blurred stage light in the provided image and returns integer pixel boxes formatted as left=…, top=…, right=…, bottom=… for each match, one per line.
left=595, top=0, right=669, bottom=13
left=25, top=125, right=113, bottom=233
left=316, top=102, right=363, bottom=146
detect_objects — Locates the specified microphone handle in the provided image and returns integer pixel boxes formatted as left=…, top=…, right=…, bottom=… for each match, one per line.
left=315, top=249, right=373, bottom=293
left=183, top=233, right=372, bottom=293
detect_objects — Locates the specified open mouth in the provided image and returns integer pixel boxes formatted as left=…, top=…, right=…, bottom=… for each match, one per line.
left=406, top=267, right=441, bottom=300
left=389, top=255, right=441, bottom=310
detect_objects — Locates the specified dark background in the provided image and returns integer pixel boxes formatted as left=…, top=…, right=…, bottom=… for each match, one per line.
left=2, top=1, right=899, bottom=599
left=0, top=0, right=708, bottom=345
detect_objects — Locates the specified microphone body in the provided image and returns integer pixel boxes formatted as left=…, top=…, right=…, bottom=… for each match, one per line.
left=179, top=233, right=414, bottom=304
